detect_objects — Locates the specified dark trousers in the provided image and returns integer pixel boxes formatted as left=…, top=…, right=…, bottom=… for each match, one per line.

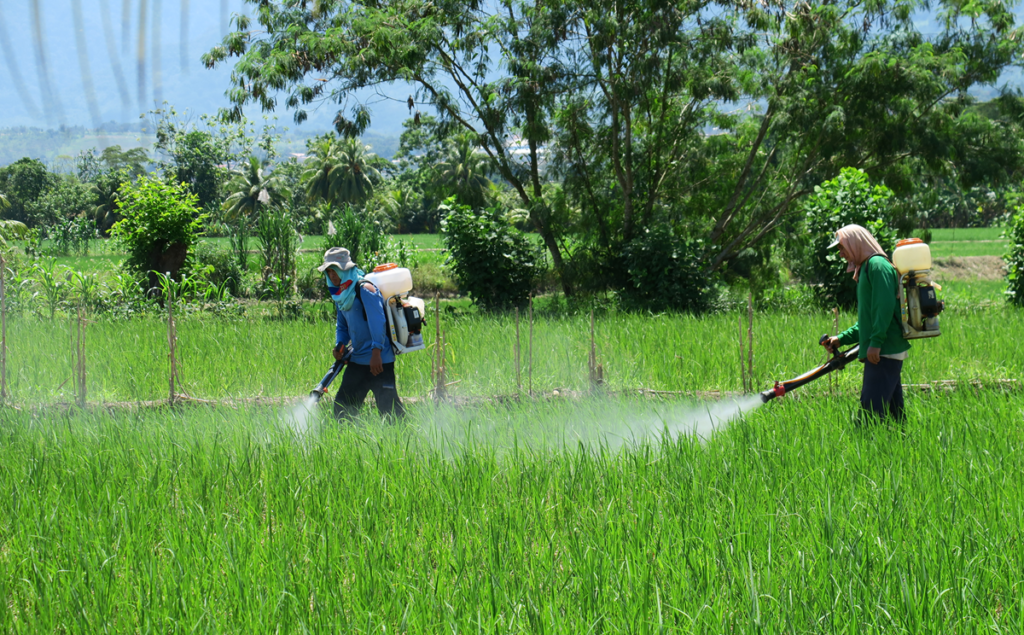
left=333, top=361, right=406, bottom=421
left=860, top=358, right=905, bottom=423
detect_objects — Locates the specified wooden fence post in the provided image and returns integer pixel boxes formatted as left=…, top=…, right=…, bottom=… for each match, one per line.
left=515, top=307, right=521, bottom=394
left=528, top=296, right=534, bottom=398
left=168, top=295, right=177, bottom=406
left=0, top=252, right=6, bottom=402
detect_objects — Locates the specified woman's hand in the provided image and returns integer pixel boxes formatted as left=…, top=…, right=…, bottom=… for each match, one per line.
left=866, top=347, right=881, bottom=364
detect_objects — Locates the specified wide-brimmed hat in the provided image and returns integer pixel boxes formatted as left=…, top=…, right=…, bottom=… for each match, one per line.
left=828, top=234, right=842, bottom=249
left=317, top=247, right=357, bottom=273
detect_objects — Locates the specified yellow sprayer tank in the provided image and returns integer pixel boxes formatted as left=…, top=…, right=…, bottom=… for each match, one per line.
left=892, top=238, right=932, bottom=274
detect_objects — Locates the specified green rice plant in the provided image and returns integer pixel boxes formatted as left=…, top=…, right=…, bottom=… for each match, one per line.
left=0, top=391, right=1022, bottom=631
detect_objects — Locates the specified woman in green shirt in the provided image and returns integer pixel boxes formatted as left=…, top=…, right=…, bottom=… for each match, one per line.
left=821, top=224, right=910, bottom=422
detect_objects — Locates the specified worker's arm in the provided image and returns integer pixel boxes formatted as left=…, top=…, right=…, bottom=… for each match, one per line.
left=336, top=307, right=350, bottom=354
left=361, top=285, right=387, bottom=375
left=867, top=260, right=898, bottom=349
left=836, top=323, right=859, bottom=347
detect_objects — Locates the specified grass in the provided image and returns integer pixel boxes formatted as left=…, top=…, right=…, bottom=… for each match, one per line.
left=1, top=389, right=1022, bottom=632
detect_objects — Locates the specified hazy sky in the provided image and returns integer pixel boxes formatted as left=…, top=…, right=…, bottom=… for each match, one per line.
left=0, top=0, right=1020, bottom=134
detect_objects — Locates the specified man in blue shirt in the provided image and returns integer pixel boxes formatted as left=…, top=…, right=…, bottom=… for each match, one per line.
left=317, top=247, right=405, bottom=420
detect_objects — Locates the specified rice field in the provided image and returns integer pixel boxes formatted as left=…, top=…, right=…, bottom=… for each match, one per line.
left=1, top=389, right=1022, bottom=632
left=2, top=231, right=1022, bottom=632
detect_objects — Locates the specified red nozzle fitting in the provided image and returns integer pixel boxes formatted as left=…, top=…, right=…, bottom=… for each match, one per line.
left=773, top=381, right=786, bottom=398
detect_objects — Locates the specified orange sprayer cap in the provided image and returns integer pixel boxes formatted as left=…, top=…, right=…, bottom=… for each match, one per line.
left=896, top=238, right=924, bottom=247
left=372, top=263, right=398, bottom=272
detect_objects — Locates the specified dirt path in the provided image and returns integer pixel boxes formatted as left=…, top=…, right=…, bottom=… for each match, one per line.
left=931, top=256, right=1006, bottom=281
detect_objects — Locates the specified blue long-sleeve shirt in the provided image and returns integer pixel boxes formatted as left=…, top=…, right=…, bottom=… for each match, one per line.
left=336, top=284, right=395, bottom=365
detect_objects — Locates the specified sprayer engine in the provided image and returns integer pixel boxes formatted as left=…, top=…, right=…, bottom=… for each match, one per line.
left=893, top=238, right=944, bottom=340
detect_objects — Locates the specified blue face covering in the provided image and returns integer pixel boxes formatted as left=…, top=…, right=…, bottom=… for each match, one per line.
left=325, top=267, right=366, bottom=311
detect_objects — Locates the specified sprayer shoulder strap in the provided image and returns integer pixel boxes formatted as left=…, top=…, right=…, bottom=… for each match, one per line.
left=353, top=279, right=379, bottom=323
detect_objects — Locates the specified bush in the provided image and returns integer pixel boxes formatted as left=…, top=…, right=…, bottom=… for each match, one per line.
left=324, top=205, right=413, bottom=271
left=1006, top=206, right=1024, bottom=306
left=440, top=199, right=539, bottom=312
left=620, top=227, right=716, bottom=314
left=792, top=168, right=898, bottom=310
left=190, top=241, right=242, bottom=296
left=111, top=175, right=205, bottom=290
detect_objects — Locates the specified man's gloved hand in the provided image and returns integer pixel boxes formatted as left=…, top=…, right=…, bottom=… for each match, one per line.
left=332, top=344, right=346, bottom=361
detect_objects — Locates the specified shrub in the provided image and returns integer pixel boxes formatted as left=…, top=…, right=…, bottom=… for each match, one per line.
left=792, top=168, right=898, bottom=310
left=620, top=227, right=716, bottom=314
left=440, top=199, right=539, bottom=312
left=324, top=205, right=413, bottom=271
left=111, top=176, right=205, bottom=290
left=190, top=241, right=242, bottom=296
left=1006, top=206, right=1024, bottom=306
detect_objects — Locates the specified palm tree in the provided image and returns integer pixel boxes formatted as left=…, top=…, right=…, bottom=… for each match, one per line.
left=301, top=136, right=380, bottom=209
left=434, top=135, right=493, bottom=209
left=0, top=192, right=9, bottom=212
left=0, top=219, right=28, bottom=248
left=221, top=156, right=291, bottom=221
left=90, top=173, right=123, bottom=235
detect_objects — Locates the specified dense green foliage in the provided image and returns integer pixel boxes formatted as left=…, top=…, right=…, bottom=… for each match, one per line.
left=205, top=0, right=1023, bottom=303
left=793, top=168, right=898, bottom=309
left=441, top=201, right=540, bottom=311
left=1007, top=206, right=1024, bottom=307
left=111, top=176, right=206, bottom=288
left=0, top=158, right=54, bottom=226
left=621, top=227, right=715, bottom=313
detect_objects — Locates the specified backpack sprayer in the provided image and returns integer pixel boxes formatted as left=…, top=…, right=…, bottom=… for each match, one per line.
left=365, top=264, right=427, bottom=355
left=308, top=264, right=427, bottom=401
left=761, top=238, right=944, bottom=403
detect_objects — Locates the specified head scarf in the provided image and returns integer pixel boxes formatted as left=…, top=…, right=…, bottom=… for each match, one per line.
left=325, top=265, right=366, bottom=312
left=833, top=224, right=886, bottom=282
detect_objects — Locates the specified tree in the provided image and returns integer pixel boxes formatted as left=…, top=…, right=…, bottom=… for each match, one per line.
left=433, top=135, right=494, bottom=209
left=111, top=176, right=206, bottom=290
left=205, top=0, right=1022, bottom=303
left=0, top=219, right=28, bottom=248
left=0, top=158, right=55, bottom=226
left=221, top=156, right=291, bottom=222
left=203, top=0, right=573, bottom=294
left=301, top=135, right=379, bottom=209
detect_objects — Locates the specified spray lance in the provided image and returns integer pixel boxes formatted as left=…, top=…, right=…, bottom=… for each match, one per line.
left=760, top=335, right=860, bottom=403
left=309, top=345, right=353, bottom=403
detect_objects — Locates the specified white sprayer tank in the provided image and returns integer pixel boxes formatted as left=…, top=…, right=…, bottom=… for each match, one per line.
left=892, top=238, right=932, bottom=274
left=365, top=264, right=412, bottom=297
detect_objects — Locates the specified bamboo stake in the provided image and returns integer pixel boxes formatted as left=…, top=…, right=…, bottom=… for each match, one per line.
left=588, top=309, right=603, bottom=389
left=747, top=292, right=754, bottom=392
left=168, top=295, right=177, bottom=406
left=831, top=307, right=839, bottom=395
left=76, top=308, right=86, bottom=408
left=738, top=312, right=747, bottom=393
left=515, top=307, right=521, bottom=394
left=528, top=296, right=533, bottom=398
left=0, top=252, right=6, bottom=402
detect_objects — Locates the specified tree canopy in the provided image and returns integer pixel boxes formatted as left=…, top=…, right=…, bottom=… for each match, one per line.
left=204, top=0, right=1023, bottom=299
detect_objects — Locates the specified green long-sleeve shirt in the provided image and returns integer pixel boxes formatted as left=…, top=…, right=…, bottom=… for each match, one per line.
left=837, top=255, right=910, bottom=359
